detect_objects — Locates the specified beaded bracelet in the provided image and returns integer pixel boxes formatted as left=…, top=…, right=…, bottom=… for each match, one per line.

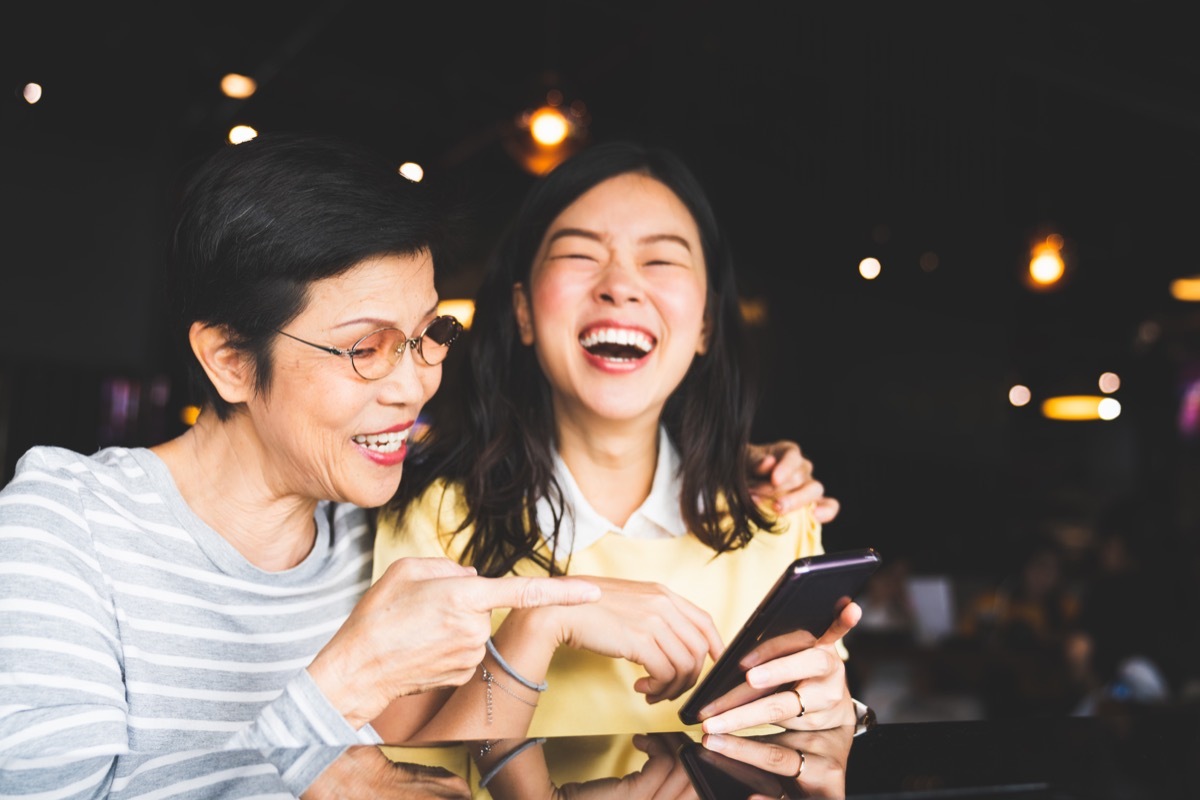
left=486, top=637, right=549, bottom=692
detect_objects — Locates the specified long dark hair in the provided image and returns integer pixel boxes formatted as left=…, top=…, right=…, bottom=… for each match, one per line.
left=390, top=141, right=773, bottom=576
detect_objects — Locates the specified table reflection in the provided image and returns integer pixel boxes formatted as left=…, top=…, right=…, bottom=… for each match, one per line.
left=2, top=708, right=1193, bottom=798
left=467, top=726, right=852, bottom=799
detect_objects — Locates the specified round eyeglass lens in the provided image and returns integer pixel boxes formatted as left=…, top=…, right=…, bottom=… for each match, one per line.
left=418, top=316, right=462, bottom=365
left=349, top=329, right=406, bottom=379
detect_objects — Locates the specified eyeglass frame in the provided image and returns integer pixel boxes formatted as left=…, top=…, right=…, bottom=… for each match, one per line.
left=274, top=314, right=463, bottom=380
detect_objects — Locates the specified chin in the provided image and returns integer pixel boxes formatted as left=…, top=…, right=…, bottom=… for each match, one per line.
left=346, top=471, right=405, bottom=509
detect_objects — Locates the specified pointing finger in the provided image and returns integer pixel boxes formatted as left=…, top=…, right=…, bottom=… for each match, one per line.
left=463, top=575, right=602, bottom=612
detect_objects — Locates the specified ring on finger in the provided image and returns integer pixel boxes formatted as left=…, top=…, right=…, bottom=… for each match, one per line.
left=792, top=750, right=806, bottom=778
left=793, top=687, right=805, bottom=717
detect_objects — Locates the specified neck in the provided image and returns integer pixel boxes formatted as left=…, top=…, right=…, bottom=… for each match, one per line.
left=151, top=411, right=320, bottom=571
left=554, top=411, right=661, bottom=528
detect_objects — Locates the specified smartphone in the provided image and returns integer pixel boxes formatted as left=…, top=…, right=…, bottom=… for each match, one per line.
left=678, top=741, right=802, bottom=800
left=677, top=548, right=882, bottom=727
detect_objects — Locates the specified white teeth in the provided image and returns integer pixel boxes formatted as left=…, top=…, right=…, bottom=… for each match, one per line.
left=579, top=327, right=654, bottom=354
left=352, top=429, right=409, bottom=453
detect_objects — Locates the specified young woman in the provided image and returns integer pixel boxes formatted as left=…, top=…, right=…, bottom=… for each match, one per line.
left=373, top=141, right=862, bottom=741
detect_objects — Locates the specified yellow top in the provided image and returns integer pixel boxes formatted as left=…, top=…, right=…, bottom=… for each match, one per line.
left=373, top=479, right=829, bottom=738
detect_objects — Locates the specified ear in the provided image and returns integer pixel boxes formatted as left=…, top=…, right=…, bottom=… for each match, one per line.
left=189, top=321, right=256, bottom=406
left=695, top=307, right=711, bottom=356
left=512, top=282, right=535, bottom=346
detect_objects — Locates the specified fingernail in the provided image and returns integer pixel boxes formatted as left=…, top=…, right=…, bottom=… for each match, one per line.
left=745, top=666, right=769, bottom=686
left=703, top=717, right=731, bottom=734
left=702, top=733, right=729, bottom=751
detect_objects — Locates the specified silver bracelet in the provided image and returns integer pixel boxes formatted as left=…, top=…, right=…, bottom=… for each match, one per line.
left=478, top=737, right=546, bottom=788
left=486, top=637, right=548, bottom=692
left=481, top=665, right=539, bottom=726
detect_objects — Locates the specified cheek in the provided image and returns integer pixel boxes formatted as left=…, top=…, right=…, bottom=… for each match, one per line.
left=420, top=366, right=443, bottom=404
left=659, top=282, right=708, bottom=340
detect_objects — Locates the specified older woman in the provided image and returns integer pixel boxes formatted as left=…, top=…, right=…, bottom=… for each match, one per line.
left=0, top=133, right=602, bottom=794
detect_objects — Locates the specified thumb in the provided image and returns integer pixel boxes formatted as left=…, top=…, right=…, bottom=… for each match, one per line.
left=820, top=600, right=863, bottom=645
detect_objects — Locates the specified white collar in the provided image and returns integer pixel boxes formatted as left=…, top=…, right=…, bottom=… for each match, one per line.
left=534, top=427, right=688, bottom=558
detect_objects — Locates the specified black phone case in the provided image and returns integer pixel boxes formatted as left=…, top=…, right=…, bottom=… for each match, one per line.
left=677, top=547, right=882, bottom=726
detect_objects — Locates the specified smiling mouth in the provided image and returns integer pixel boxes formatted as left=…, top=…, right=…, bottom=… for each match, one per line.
left=352, top=429, right=409, bottom=454
left=579, top=327, right=656, bottom=361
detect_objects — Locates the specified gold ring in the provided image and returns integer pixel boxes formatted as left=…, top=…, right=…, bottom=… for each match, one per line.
left=794, top=687, right=805, bottom=717
left=792, top=750, right=806, bottom=778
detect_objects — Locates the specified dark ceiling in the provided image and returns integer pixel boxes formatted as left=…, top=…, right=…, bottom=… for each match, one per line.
left=4, top=2, right=1200, bottom=568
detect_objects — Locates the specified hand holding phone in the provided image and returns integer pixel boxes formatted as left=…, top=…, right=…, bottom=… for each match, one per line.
left=678, top=548, right=881, bottom=728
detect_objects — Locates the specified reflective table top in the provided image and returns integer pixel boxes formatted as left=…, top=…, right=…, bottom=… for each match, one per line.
left=4, top=706, right=1196, bottom=798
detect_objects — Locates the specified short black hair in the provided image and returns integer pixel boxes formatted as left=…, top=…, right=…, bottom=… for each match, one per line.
left=167, top=132, right=444, bottom=419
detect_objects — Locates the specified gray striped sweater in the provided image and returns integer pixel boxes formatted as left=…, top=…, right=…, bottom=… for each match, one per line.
left=0, top=446, right=383, bottom=795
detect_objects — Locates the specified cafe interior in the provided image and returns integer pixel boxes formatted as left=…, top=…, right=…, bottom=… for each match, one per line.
left=4, top=2, right=1200, bottom=796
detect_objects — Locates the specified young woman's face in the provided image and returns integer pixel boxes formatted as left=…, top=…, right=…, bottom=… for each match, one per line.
left=514, top=173, right=709, bottom=430
left=248, top=251, right=443, bottom=508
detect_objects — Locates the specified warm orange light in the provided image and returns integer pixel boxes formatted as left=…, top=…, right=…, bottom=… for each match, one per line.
left=1041, top=395, right=1120, bottom=421
left=1170, top=276, right=1200, bottom=301
left=739, top=297, right=769, bottom=326
left=180, top=405, right=201, bottom=426
left=437, top=298, right=475, bottom=329
left=529, top=106, right=570, bottom=146
left=1029, top=238, right=1065, bottom=286
left=220, top=73, right=257, bottom=99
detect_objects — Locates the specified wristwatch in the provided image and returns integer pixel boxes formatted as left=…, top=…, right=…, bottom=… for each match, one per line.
left=851, top=697, right=876, bottom=736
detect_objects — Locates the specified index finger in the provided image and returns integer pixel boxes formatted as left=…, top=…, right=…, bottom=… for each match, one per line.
left=462, top=575, right=601, bottom=612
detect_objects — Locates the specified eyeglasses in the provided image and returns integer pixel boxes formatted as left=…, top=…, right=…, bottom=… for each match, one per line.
left=276, top=315, right=463, bottom=380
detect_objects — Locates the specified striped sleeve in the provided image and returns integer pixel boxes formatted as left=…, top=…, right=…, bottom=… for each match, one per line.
left=0, top=451, right=130, bottom=764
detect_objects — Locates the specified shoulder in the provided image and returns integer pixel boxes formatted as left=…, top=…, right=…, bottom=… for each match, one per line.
left=0, top=447, right=141, bottom=585
left=749, top=503, right=824, bottom=557
left=373, top=479, right=474, bottom=577
left=381, top=478, right=469, bottom=532
left=2, top=445, right=153, bottom=513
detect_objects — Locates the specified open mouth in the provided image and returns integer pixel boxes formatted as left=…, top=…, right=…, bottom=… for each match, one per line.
left=351, top=429, right=409, bottom=454
left=579, top=326, right=656, bottom=362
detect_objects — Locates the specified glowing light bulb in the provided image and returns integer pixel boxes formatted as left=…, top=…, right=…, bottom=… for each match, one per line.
left=398, top=162, right=424, bottom=182
left=228, top=125, right=258, bottom=144
left=529, top=106, right=569, bottom=146
left=859, top=257, right=882, bottom=280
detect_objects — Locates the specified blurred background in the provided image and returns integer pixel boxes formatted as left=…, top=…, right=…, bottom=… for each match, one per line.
left=4, top=1, right=1199, bottom=723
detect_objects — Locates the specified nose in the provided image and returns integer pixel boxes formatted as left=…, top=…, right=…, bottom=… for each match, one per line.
left=595, top=253, right=644, bottom=306
left=377, top=344, right=437, bottom=407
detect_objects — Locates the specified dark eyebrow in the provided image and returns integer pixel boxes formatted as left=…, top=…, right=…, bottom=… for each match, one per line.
left=545, top=228, right=603, bottom=246
left=546, top=228, right=692, bottom=252
left=332, top=302, right=440, bottom=331
left=638, top=233, right=692, bottom=252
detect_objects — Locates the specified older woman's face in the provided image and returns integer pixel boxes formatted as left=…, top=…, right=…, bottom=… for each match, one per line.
left=514, top=173, right=708, bottom=431
left=250, top=251, right=442, bottom=508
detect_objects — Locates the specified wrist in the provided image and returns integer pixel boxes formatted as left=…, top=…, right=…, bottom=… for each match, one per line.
left=492, top=610, right=559, bottom=682
left=307, top=653, right=378, bottom=731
